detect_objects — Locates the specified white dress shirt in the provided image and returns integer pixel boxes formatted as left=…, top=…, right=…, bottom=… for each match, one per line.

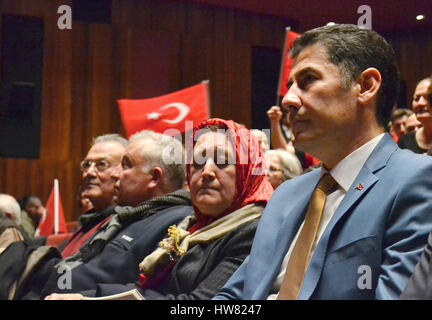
left=267, top=133, right=385, bottom=299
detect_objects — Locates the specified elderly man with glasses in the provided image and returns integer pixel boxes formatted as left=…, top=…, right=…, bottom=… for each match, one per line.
left=0, top=134, right=128, bottom=300
left=80, top=134, right=128, bottom=214
left=56, top=134, right=128, bottom=258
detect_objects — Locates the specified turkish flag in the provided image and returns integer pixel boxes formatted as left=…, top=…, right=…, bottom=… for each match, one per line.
left=277, top=29, right=300, bottom=98
left=35, top=179, right=67, bottom=237
left=117, top=82, right=210, bottom=138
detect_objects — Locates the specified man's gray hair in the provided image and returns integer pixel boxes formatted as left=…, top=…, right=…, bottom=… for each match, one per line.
left=0, top=194, right=21, bottom=225
left=265, top=149, right=303, bottom=181
left=92, top=133, right=128, bottom=148
left=129, top=130, right=185, bottom=189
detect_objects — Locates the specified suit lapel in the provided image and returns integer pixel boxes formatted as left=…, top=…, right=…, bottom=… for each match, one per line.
left=298, top=134, right=397, bottom=299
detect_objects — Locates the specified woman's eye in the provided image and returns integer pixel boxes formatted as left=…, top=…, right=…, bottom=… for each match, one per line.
left=216, top=162, right=229, bottom=169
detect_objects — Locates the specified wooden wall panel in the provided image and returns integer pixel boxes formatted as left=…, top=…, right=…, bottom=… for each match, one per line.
left=41, top=6, right=73, bottom=162
left=0, top=0, right=76, bottom=220
left=70, top=22, right=89, bottom=158
left=129, top=29, right=173, bottom=98
left=86, top=24, right=115, bottom=138
left=1, top=0, right=45, bottom=16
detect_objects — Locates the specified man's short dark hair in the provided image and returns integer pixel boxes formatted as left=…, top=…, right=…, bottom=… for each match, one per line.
left=290, top=24, right=400, bottom=128
left=391, top=108, right=413, bottom=122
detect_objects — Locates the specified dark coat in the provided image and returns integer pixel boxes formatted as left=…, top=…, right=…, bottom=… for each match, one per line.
left=38, top=203, right=192, bottom=298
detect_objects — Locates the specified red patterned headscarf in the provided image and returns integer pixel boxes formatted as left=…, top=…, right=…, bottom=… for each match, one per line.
left=186, top=118, right=274, bottom=232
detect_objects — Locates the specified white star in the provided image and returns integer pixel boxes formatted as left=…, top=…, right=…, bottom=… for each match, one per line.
left=147, top=112, right=161, bottom=120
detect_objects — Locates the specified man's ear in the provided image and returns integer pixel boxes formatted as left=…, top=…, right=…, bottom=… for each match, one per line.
left=357, top=68, right=382, bottom=105
left=148, top=167, right=163, bottom=190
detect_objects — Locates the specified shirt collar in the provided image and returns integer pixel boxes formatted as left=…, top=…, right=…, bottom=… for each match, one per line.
left=322, top=133, right=385, bottom=192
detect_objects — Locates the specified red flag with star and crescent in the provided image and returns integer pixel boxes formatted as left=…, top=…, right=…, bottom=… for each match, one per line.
left=117, top=82, right=210, bottom=138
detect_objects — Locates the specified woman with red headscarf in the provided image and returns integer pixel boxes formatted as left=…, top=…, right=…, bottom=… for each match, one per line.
left=45, top=118, right=273, bottom=300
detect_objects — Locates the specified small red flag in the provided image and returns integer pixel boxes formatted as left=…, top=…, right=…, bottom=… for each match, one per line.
left=35, top=179, right=67, bottom=237
left=277, top=29, right=300, bottom=98
left=117, top=82, right=210, bottom=138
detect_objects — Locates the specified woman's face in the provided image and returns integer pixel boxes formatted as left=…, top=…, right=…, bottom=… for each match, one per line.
left=189, top=131, right=236, bottom=217
left=265, top=154, right=285, bottom=190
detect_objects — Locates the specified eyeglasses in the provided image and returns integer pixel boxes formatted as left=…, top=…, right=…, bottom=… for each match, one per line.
left=80, top=159, right=112, bottom=172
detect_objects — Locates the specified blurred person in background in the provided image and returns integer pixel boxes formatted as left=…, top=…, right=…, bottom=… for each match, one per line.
left=265, top=149, right=302, bottom=190
left=398, top=76, right=432, bottom=154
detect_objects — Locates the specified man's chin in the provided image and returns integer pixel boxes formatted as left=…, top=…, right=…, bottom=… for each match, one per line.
left=113, top=195, right=129, bottom=207
left=84, top=191, right=103, bottom=205
left=293, top=136, right=314, bottom=154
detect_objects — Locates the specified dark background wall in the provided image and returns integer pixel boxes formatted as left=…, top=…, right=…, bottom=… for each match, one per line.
left=0, top=0, right=430, bottom=221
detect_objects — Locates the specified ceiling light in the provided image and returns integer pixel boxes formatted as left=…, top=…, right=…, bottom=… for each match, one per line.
left=416, top=14, right=425, bottom=21
left=327, top=22, right=336, bottom=26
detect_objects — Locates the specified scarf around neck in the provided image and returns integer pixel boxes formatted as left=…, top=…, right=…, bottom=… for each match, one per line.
left=63, top=189, right=191, bottom=264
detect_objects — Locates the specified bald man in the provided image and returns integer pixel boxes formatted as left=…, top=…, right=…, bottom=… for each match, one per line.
left=0, top=194, right=23, bottom=255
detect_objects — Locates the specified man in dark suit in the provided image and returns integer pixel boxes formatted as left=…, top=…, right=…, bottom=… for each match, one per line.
left=213, top=24, right=432, bottom=300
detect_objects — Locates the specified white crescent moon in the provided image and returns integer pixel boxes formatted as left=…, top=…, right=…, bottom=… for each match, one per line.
left=160, top=103, right=190, bottom=124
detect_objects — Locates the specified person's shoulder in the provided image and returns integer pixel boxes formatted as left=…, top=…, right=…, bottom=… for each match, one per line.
left=0, top=227, right=23, bottom=241
left=385, top=148, right=432, bottom=185
left=234, top=216, right=261, bottom=233
left=152, top=204, right=193, bottom=224
left=272, top=169, right=319, bottom=196
left=219, top=217, right=261, bottom=247
left=393, top=145, right=432, bottom=166
left=124, top=204, right=192, bottom=230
